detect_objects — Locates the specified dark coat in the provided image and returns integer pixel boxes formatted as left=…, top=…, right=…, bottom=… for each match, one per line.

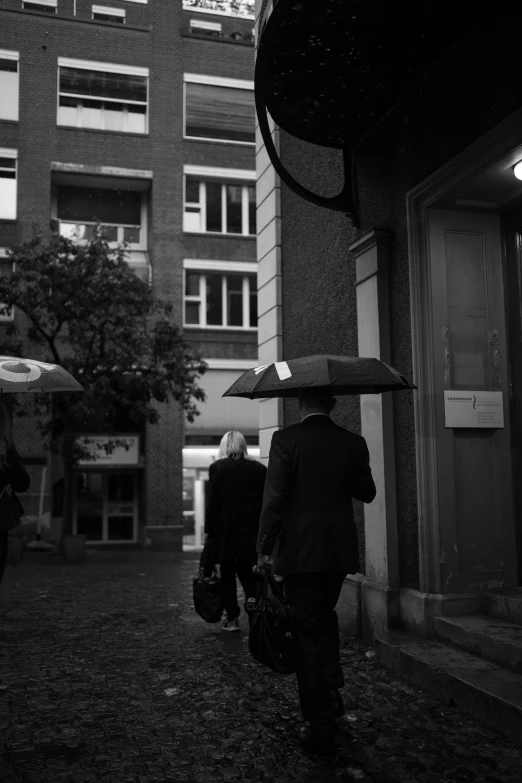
left=256, top=415, right=376, bottom=575
left=205, top=455, right=267, bottom=563
left=0, top=446, right=31, bottom=533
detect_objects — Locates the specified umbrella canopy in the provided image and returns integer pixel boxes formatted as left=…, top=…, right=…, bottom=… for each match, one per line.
left=0, top=356, right=84, bottom=393
left=222, top=355, right=416, bottom=399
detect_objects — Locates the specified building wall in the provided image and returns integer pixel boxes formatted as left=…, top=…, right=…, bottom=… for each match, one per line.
left=180, top=9, right=258, bottom=453
left=277, top=133, right=365, bottom=570
left=352, top=23, right=522, bottom=590
left=0, top=1, right=257, bottom=542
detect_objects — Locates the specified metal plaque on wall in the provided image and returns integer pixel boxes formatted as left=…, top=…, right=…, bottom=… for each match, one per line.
left=444, top=391, right=504, bottom=428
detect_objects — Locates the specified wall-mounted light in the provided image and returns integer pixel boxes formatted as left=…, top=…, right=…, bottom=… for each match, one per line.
left=514, top=161, right=522, bottom=180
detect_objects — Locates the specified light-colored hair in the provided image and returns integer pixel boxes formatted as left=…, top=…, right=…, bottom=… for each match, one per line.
left=218, top=430, right=249, bottom=460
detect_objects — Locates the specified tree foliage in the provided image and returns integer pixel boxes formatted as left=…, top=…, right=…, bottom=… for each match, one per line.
left=0, top=229, right=207, bottom=461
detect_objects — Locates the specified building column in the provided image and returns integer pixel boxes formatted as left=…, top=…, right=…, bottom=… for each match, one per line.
left=255, top=45, right=283, bottom=463
left=349, top=229, right=400, bottom=642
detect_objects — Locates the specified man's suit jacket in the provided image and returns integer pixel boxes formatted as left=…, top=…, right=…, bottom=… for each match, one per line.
left=205, top=455, right=267, bottom=563
left=256, top=415, right=376, bottom=575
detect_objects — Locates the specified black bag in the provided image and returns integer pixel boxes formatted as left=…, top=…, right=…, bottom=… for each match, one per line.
left=192, top=543, right=224, bottom=624
left=248, top=572, right=296, bottom=675
left=0, top=486, right=24, bottom=533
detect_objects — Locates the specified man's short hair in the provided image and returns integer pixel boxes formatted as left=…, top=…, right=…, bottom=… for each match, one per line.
left=298, top=387, right=336, bottom=412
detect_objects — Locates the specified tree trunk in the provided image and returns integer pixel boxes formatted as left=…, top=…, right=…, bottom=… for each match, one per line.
left=59, top=433, right=75, bottom=551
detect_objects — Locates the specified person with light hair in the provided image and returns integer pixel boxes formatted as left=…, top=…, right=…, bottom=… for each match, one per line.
left=205, top=430, right=267, bottom=631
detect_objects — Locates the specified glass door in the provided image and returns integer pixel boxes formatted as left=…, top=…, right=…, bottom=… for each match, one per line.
left=75, top=472, right=104, bottom=541
left=107, top=473, right=137, bottom=541
left=74, top=471, right=137, bottom=542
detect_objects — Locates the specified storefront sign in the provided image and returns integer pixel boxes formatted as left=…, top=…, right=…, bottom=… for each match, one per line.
left=444, top=391, right=504, bottom=428
left=77, top=435, right=140, bottom=466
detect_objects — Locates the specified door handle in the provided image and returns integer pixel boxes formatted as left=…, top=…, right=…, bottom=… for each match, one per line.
left=444, top=347, right=451, bottom=385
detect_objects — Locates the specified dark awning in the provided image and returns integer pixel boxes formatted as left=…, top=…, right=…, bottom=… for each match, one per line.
left=255, top=0, right=517, bottom=213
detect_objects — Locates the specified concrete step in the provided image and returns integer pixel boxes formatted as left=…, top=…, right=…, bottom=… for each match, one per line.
left=433, top=614, right=522, bottom=675
left=375, top=630, right=522, bottom=743
left=482, top=588, right=522, bottom=626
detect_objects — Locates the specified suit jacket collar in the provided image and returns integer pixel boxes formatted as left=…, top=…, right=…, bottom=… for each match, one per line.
left=300, top=414, right=334, bottom=426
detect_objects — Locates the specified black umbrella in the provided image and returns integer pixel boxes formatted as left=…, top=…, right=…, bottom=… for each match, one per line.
left=222, top=355, right=416, bottom=399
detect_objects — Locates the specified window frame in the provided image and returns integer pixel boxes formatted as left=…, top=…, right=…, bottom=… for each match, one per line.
left=57, top=57, right=149, bottom=135
left=183, top=167, right=256, bottom=236
left=183, top=73, right=255, bottom=146
left=0, top=148, right=17, bottom=221
left=0, top=50, right=19, bottom=123
left=51, top=186, right=148, bottom=251
left=183, top=259, right=257, bottom=331
left=182, top=1, right=255, bottom=19
left=92, top=4, right=126, bottom=22
left=23, top=0, right=57, bottom=10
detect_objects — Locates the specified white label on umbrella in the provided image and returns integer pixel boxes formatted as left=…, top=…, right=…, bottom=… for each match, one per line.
left=275, top=361, right=292, bottom=380
left=254, top=365, right=269, bottom=375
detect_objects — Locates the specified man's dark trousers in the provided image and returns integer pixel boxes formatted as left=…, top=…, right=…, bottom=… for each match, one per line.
left=220, top=557, right=259, bottom=621
left=0, top=531, right=8, bottom=588
left=284, top=571, right=347, bottom=740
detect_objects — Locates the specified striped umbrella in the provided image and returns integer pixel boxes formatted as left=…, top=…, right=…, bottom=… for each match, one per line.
left=222, top=355, right=416, bottom=399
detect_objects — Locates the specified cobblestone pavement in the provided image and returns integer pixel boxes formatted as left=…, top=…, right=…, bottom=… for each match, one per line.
left=0, top=551, right=521, bottom=783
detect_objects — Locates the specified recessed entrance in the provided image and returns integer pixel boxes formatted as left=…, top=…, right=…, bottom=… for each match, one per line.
left=407, top=111, right=522, bottom=596
left=74, top=471, right=138, bottom=543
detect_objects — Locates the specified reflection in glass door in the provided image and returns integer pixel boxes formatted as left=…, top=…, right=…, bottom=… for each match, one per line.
left=76, top=472, right=104, bottom=541
left=74, top=471, right=137, bottom=542
left=107, top=473, right=136, bottom=541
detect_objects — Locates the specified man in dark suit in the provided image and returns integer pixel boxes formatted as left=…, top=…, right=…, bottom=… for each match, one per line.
left=256, top=387, right=376, bottom=755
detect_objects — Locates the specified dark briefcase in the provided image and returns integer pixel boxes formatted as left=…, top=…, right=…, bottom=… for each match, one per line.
left=248, top=572, right=296, bottom=675
left=192, top=542, right=224, bottom=624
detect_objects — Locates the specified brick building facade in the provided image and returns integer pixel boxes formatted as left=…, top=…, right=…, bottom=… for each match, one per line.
left=0, top=0, right=258, bottom=551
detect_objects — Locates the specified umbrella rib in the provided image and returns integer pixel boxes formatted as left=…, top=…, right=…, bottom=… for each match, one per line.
left=250, top=364, right=272, bottom=399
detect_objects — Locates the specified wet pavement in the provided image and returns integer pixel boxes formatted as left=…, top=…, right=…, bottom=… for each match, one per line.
left=0, top=550, right=521, bottom=783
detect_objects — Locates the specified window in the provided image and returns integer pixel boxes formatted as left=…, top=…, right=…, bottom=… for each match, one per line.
left=0, top=51, right=19, bottom=122
left=55, top=185, right=145, bottom=247
left=190, top=19, right=222, bottom=33
left=184, top=74, right=255, bottom=144
left=92, top=5, right=125, bottom=22
left=23, top=0, right=57, bottom=11
left=58, top=58, right=148, bottom=134
left=184, top=269, right=257, bottom=329
left=184, top=178, right=256, bottom=235
left=0, top=251, right=14, bottom=322
left=182, top=0, right=255, bottom=18
left=0, top=149, right=17, bottom=220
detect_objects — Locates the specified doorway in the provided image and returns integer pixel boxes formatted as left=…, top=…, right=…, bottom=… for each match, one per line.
left=74, top=471, right=138, bottom=543
left=501, top=203, right=522, bottom=581
left=426, top=208, right=516, bottom=592
left=407, top=112, right=522, bottom=596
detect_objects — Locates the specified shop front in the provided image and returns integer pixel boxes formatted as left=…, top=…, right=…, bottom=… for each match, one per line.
left=73, top=435, right=144, bottom=546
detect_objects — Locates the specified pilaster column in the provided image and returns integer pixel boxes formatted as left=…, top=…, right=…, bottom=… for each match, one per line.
left=255, top=1, right=283, bottom=463
left=349, top=229, right=399, bottom=641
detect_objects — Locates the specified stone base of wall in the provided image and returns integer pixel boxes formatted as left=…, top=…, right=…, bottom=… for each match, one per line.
left=145, top=525, right=183, bottom=552
left=337, top=573, right=365, bottom=639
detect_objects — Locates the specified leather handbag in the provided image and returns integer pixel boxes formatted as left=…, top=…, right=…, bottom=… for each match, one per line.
left=192, top=542, right=224, bottom=624
left=0, top=484, right=24, bottom=533
left=248, top=572, right=296, bottom=675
